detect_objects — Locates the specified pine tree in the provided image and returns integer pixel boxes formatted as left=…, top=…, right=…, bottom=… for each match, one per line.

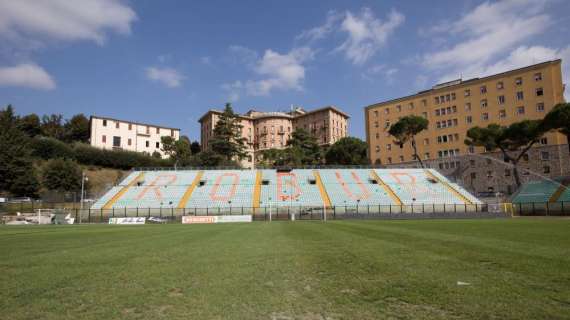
left=210, top=103, right=247, bottom=161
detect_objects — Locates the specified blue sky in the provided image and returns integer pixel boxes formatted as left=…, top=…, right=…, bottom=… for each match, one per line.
left=1, top=0, right=569, bottom=140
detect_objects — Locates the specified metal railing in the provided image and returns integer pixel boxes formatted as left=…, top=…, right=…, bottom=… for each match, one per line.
left=1, top=203, right=514, bottom=224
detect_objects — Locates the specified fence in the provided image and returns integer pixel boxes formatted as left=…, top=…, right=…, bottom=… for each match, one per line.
left=2, top=202, right=518, bottom=224
left=513, top=201, right=570, bottom=216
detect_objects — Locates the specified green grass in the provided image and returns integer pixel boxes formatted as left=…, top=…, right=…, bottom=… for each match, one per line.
left=1, top=219, right=569, bottom=319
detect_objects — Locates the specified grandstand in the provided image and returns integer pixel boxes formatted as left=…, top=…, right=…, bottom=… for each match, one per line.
left=92, top=168, right=482, bottom=212
left=511, top=177, right=570, bottom=203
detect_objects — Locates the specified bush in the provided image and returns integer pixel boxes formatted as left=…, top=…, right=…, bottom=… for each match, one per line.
left=30, top=137, right=75, bottom=160
left=42, top=158, right=82, bottom=192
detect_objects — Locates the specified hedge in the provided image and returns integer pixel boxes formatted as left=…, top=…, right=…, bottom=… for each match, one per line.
left=30, top=137, right=171, bottom=170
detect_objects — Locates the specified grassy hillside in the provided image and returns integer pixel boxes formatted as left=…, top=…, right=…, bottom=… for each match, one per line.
left=1, top=218, right=569, bottom=319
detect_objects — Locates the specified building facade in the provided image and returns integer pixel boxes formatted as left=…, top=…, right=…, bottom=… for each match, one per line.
left=90, top=116, right=180, bottom=158
left=365, top=60, right=567, bottom=195
left=199, top=106, right=349, bottom=168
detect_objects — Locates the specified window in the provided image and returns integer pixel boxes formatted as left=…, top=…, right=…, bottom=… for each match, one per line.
left=464, top=89, right=471, bottom=97
left=374, top=110, right=378, bottom=117
left=385, top=108, right=390, bottom=115
left=540, top=137, right=548, bottom=145
left=422, top=99, right=427, bottom=107
left=374, top=121, right=379, bottom=128
left=422, top=112, right=428, bottom=118
left=470, top=172, right=476, bottom=180
left=498, top=95, right=505, bottom=104
left=516, top=91, right=524, bottom=100
left=497, top=81, right=504, bottom=89
left=375, top=146, right=380, bottom=153
left=541, top=151, right=550, bottom=160
left=128, top=123, right=132, bottom=130
left=146, top=126, right=150, bottom=134
left=523, top=154, right=529, bottom=161
left=516, top=106, right=525, bottom=115
left=535, top=103, right=545, bottom=112
left=469, top=159, right=476, bottom=167
left=515, top=77, right=523, bottom=85
left=505, top=169, right=511, bottom=177
left=481, top=99, right=488, bottom=108
left=409, top=102, right=414, bottom=110
left=482, top=113, right=489, bottom=121
left=499, top=110, right=506, bottom=118
left=536, top=87, right=544, bottom=96
left=156, top=142, right=160, bottom=148
left=171, top=129, right=175, bottom=137
left=468, top=146, right=475, bottom=154
left=534, top=73, right=542, bottom=81
left=466, top=116, right=473, bottom=124
left=375, top=133, right=380, bottom=139
left=102, top=135, right=106, bottom=143
left=424, top=138, right=429, bottom=145
left=424, top=153, right=430, bottom=159
left=446, top=94, right=451, bottom=102
left=387, top=157, right=392, bottom=164
left=128, top=138, right=132, bottom=146
left=465, top=103, right=472, bottom=111
left=435, top=97, right=440, bottom=104
left=386, top=144, right=392, bottom=151
left=145, top=141, right=149, bottom=147
left=544, top=166, right=551, bottom=174
left=102, top=119, right=107, bottom=127
left=399, top=156, right=404, bottom=162
left=112, top=136, right=120, bottom=147
left=396, top=105, right=402, bottom=112
left=115, top=122, right=119, bottom=129
left=480, top=85, right=487, bottom=94
left=452, top=106, right=457, bottom=113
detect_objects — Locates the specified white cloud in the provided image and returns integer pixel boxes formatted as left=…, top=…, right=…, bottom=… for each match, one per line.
left=440, top=45, right=570, bottom=98
left=221, top=81, right=243, bottom=102
left=296, top=10, right=342, bottom=42
left=362, top=64, right=398, bottom=83
left=246, top=47, right=315, bottom=96
left=336, top=8, right=404, bottom=65
left=422, top=0, right=550, bottom=71
left=0, top=63, right=56, bottom=90
left=0, top=0, right=137, bottom=46
left=228, top=45, right=258, bottom=67
left=145, top=67, right=185, bottom=88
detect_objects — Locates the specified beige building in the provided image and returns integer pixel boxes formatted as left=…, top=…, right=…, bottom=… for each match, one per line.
left=365, top=60, right=567, bottom=194
left=199, top=106, right=349, bottom=168
left=89, top=116, right=180, bottom=158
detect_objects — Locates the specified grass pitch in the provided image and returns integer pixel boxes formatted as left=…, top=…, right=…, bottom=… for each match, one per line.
left=1, top=219, right=569, bottom=319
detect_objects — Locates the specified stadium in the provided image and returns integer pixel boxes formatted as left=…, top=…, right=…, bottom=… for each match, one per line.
left=2, top=1, right=570, bottom=319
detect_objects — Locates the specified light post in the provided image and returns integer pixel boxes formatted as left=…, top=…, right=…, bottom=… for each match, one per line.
left=80, top=172, right=88, bottom=224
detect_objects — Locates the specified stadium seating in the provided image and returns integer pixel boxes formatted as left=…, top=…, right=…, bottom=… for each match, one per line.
left=92, top=168, right=482, bottom=209
left=319, top=169, right=396, bottom=206
left=373, top=169, right=481, bottom=205
left=511, top=180, right=563, bottom=203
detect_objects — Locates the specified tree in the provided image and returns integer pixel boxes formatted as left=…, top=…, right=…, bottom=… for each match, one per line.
left=161, top=135, right=192, bottom=166
left=42, top=158, right=82, bottom=192
left=388, top=115, right=429, bottom=168
left=325, top=137, right=369, bottom=165
left=209, top=103, right=247, bottom=162
left=63, top=114, right=90, bottom=143
left=41, top=114, right=65, bottom=139
left=542, top=103, right=570, bottom=156
left=258, top=148, right=288, bottom=167
left=286, top=128, right=322, bottom=165
left=465, top=121, right=545, bottom=187
left=0, top=105, right=40, bottom=197
left=190, top=141, right=201, bottom=155
left=18, top=113, right=41, bottom=137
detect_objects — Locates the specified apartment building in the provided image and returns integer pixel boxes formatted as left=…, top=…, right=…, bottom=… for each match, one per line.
left=365, top=60, right=567, bottom=194
left=199, top=106, right=349, bottom=168
left=89, top=116, right=180, bottom=158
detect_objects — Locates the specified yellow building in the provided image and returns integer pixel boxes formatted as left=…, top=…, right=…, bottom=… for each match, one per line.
left=365, top=60, right=566, bottom=166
